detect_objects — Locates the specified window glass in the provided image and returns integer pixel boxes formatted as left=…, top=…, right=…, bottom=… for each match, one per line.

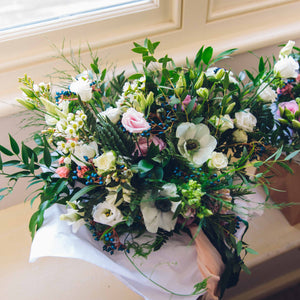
left=0, top=0, right=143, bottom=31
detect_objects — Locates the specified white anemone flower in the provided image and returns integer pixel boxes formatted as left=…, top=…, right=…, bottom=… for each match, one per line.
left=176, top=122, right=217, bottom=167
left=140, top=200, right=177, bottom=233
left=141, top=189, right=179, bottom=234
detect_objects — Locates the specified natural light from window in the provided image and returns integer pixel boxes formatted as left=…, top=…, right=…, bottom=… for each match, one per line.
left=0, top=0, right=144, bottom=31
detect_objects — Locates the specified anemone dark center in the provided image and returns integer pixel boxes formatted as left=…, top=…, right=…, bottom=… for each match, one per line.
left=155, top=198, right=172, bottom=212
left=186, top=139, right=200, bottom=151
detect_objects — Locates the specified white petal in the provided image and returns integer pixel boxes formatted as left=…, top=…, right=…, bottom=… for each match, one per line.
left=176, top=122, right=194, bottom=138
left=158, top=211, right=177, bottom=232
left=171, top=200, right=181, bottom=213
left=193, top=124, right=210, bottom=141
left=140, top=200, right=159, bottom=233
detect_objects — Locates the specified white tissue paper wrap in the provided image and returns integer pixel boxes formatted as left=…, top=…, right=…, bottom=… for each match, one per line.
left=29, top=189, right=264, bottom=300
left=29, top=204, right=206, bottom=300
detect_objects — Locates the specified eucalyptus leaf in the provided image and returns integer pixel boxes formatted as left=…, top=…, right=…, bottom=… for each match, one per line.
left=284, top=150, right=300, bottom=161
left=43, top=146, right=51, bottom=168
left=0, top=145, right=14, bottom=156
left=9, top=134, right=20, bottom=155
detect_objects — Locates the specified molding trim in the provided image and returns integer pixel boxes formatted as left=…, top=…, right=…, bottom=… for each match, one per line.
left=207, top=0, right=297, bottom=22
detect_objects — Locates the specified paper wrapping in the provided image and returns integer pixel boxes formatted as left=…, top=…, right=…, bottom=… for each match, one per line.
left=30, top=204, right=206, bottom=300
left=29, top=188, right=264, bottom=300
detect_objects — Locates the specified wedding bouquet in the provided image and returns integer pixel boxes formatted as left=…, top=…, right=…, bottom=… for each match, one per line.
left=0, top=39, right=297, bottom=299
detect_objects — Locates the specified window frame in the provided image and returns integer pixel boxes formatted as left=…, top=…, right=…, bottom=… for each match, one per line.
left=1, top=0, right=300, bottom=117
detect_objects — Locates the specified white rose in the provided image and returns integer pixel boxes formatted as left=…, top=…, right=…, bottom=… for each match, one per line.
left=274, top=56, right=299, bottom=79
left=72, top=141, right=98, bottom=166
left=69, top=78, right=92, bottom=102
left=208, top=152, right=228, bottom=169
left=100, top=107, right=121, bottom=124
left=235, top=109, right=257, bottom=132
left=93, top=151, right=116, bottom=174
left=232, top=129, right=248, bottom=143
left=280, top=40, right=295, bottom=57
left=93, top=201, right=123, bottom=226
left=257, top=82, right=277, bottom=103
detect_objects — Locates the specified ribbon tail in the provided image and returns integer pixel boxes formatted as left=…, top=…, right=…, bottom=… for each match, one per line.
left=189, top=226, right=225, bottom=300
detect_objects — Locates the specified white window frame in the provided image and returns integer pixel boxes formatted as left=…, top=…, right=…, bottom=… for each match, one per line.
left=0, top=0, right=182, bottom=116
left=1, top=0, right=300, bottom=117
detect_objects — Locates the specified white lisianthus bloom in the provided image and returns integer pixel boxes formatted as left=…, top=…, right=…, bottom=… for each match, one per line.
left=100, top=107, right=122, bottom=124
left=176, top=122, right=217, bottom=167
left=93, top=151, right=116, bottom=174
left=232, top=129, right=248, bottom=143
left=72, top=141, right=98, bottom=166
left=279, top=40, right=295, bottom=57
left=211, top=114, right=234, bottom=132
left=69, top=78, right=92, bottom=102
left=208, top=152, right=228, bottom=169
left=140, top=193, right=179, bottom=233
left=93, top=201, right=123, bottom=226
left=235, top=109, right=257, bottom=132
left=45, top=114, right=58, bottom=126
left=60, top=202, right=85, bottom=233
left=257, top=82, right=277, bottom=103
left=274, top=56, right=299, bottom=79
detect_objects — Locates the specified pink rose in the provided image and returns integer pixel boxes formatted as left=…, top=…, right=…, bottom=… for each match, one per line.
left=56, top=166, right=70, bottom=178
left=77, top=166, right=89, bottom=178
left=296, top=74, right=300, bottom=83
left=121, top=108, right=150, bottom=133
left=278, top=100, right=299, bottom=115
left=135, top=135, right=166, bottom=156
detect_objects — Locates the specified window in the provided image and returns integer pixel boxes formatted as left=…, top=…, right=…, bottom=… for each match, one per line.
left=0, top=0, right=181, bottom=116
left=0, top=0, right=143, bottom=31
left=1, top=0, right=299, bottom=117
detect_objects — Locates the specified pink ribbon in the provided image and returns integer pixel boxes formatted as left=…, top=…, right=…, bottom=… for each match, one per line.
left=189, top=226, right=225, bottom=300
